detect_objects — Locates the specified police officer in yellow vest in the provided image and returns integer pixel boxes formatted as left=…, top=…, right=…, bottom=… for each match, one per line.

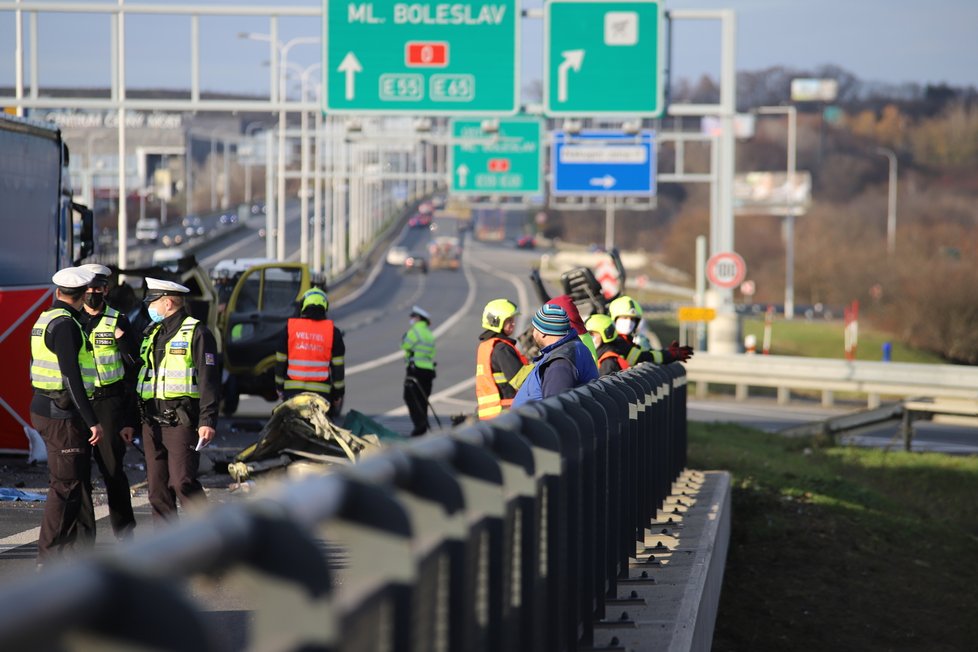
left=274, top=288, right=346, bottom=415
left=136, top=278, right=220, bottom=523
left=29, top=267, right=103, bottom=566
left=402, top=306, right=436, bottom=436
left=78, top=263, right=138, bottom=539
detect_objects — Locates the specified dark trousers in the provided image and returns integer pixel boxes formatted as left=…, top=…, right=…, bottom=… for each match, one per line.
left=142, top=422, right=205, bottom=524
left=404, top=367, right=435, bottom=436
left=31, top=413, right=95, bottom=562
left=90, top=394, right=135, bottom=539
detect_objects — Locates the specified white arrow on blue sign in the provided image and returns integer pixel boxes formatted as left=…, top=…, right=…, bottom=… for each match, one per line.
left=551, top=130, right=657, bottom=196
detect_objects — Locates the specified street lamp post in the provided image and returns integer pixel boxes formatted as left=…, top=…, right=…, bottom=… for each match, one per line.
left=240, top=32, right=320, bottom=261
left=242, top=121, right=267, bottom=205
left=757, top=105, right=798, bottom=320
left=876, top=147, right=898, bottom=255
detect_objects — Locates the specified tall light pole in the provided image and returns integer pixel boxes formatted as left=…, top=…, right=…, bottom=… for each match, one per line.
left=240, top=32, right=320, bottom=260
left=281, top=61, right=321, bottom=265
left=242, top=121, right=266, bottom=205
left=757, top=105, right=798, bottom=320
left=876, top=147, right=898, bottom=255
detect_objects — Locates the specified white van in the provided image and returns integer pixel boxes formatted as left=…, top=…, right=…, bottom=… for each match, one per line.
left=151, top=247, right=187, bottom=271
left=135, top=218, right=161, bottom=243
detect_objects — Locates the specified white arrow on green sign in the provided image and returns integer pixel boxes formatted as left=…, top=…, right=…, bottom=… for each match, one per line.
left=449, top=117, right=543, bottom=195
left=545, top=0, right=664, bottom=116
left=324, top=0, right=520, bottom=114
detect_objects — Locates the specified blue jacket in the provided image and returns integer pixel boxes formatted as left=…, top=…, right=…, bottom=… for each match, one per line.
left=512, top=332, right=599, bottom=407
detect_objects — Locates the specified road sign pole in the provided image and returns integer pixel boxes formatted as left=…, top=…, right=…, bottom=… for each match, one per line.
left=605, top=196, right=615, bottom=250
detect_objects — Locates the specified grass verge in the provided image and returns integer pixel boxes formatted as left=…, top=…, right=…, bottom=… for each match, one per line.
left=688, top=422, right=978, bottom=651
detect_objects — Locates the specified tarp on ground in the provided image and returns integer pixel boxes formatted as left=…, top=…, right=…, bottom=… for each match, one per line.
left=342, top=410, right=405, bottom=443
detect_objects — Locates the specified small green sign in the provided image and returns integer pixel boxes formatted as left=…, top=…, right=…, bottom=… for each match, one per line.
left=449, top=118, right=543, bottom=195
left=545, top=0, right=664, bottom=116
left=324, top=0, right=520, bottom=114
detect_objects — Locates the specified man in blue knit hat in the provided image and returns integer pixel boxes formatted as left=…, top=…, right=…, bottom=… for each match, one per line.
left=511, top=302, right=598, bottom=407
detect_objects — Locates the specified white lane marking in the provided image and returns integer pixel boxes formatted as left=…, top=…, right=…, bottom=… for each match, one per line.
left=333, top=223, right=411, bottom=309
left=382, top=245, right=533, bottom=416
left=346, top=246, right=479, bottom=376
left=0, top=495, right=151, bottom=549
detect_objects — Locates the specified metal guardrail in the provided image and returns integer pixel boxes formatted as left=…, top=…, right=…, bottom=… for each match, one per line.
left=0, top=364, right=688, bottom=651
left=686, top=353, right=978, bottom=407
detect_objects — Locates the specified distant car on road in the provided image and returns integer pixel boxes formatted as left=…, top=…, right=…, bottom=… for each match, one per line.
left=183, top=215, right=205, bottom=237
left=386, top=245, right=410, bottom=266
left=408, top=213, right=432, bottom=228
left=135, top=218, right=161, bottom=243
left=516, top=235, right=536, bottom=250
left=404, top=255, right=428, bottom=274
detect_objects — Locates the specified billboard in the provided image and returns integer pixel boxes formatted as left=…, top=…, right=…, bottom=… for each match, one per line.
left=790, top=78, right=838, bottom=103
left=733, top=171, right=812, bottom=216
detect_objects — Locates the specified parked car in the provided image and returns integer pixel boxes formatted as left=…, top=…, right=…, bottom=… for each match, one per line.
left=386, top=245, right=409, bottom=266
left=135, top=218, right=160, bottom=243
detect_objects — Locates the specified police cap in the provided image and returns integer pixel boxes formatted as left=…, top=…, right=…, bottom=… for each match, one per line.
left=80, top=263, right=111, bottom=287
left=52, top=266, right=96, bottom=290
left=144, top=277, right=190, bottom=303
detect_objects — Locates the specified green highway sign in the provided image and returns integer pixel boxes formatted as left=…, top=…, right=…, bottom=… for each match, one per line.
left=449, top=117, right=543, bottom=195
left=545, top=0, right=664, bottom=116
left=324, top=0, right=520, bottom=114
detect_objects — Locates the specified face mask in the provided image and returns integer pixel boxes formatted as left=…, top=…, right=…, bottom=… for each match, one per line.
left=84, top=292, right=104, bottom=310
left=591, top=333, right=603, bottom=349
left=148, top=306, right=165, bottom=323
left=615, top=317, right=636, bottom=335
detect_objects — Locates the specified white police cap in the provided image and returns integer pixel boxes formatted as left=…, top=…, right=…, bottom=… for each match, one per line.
left=52, top=266, right=95, bottom=290
left=144, top=277, right=190, bottom=301
left=410, top=305, right=431, bottom=321
left=80, top=263, right=111, bottom=277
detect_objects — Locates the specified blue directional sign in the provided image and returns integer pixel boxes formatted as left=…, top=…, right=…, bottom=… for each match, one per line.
left=551, top=130, right=656, bottom=196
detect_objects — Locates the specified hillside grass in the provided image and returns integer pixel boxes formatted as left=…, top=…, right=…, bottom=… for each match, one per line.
left=646, top=315, right=945, bottom=363
left=689, top=422, right=978, bottom=651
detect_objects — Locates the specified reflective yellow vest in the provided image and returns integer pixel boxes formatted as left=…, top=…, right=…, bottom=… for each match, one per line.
left=88, top=307, right=125, bottom=387
left=30, top=307, right=96, bottom=397
left=137, top=316, right=201, bottom=400
left=402, top=321, right=435, bottom=370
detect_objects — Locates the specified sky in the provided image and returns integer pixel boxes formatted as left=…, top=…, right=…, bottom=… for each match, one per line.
left=1, top=0, right=976, bottom=98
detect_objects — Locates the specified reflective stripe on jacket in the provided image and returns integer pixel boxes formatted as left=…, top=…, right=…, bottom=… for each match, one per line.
left=30, top=308, right=96, bottom=396
left=88, top=307, right=125, bottom=387
left=598, top=349, right=630, bottom=373
left=285, top=318, right=335, bottom=393
left=137, top=316, right=201, bottom=400
left=402, top=321, right=436, bottom=370
left=476, top=337, right=528, bottom=419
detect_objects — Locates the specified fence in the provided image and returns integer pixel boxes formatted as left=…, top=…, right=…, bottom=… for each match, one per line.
left=686, top=353, right=978, bottom=408
left=0, top=363, right=687, bottom=651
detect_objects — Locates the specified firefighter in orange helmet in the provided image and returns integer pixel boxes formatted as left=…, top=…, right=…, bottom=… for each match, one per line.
left=275, top=288, right=345, bottom=416
left=475, top=299, right=530, bottom=419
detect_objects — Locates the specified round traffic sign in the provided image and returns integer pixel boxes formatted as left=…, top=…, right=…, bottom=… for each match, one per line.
left=706, top=252, right=747, bottom=289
